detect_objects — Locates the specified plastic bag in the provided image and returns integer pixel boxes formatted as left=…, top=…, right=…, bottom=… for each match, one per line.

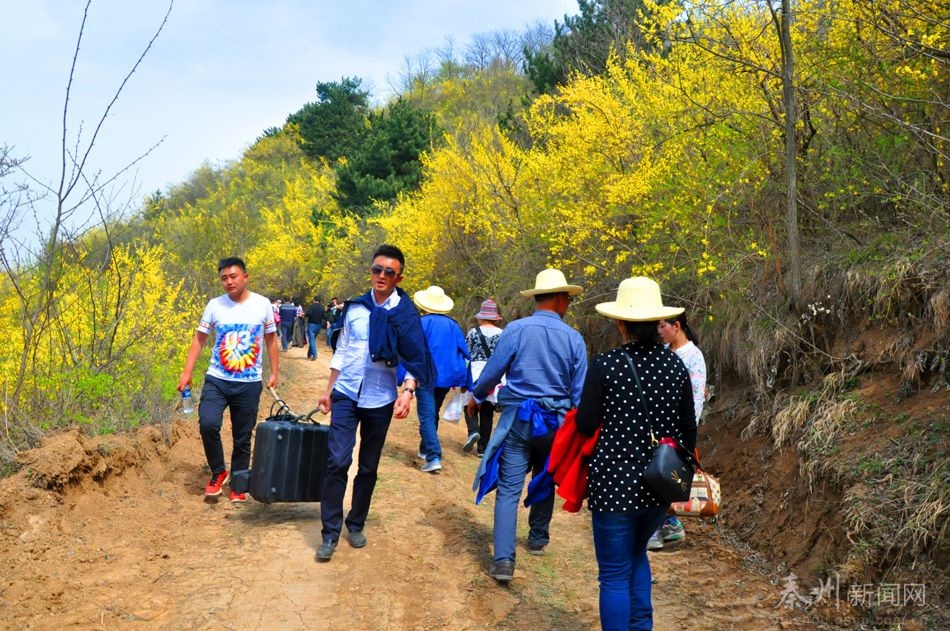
left=441, top=390, right=466, bottom=423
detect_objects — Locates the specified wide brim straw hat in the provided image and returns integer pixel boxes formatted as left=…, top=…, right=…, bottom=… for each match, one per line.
left=595, top=277, right=684, bottom=322
left=472, top=299, right=502, bottom=321
left=520, top=268, right=583, bottom=297
left=413, top=285, right=454, bottom=314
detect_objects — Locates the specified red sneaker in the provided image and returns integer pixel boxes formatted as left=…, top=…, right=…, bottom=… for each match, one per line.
left=229, top=490, right=248, bottom=503
left=204, top=471, right=229, bottom=496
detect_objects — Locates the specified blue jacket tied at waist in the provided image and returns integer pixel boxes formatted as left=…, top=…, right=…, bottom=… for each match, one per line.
left=519, top=399, right=559, bottom=438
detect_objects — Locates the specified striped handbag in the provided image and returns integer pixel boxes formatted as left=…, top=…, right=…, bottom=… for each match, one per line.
left=670, top=469, right=721, bottom=517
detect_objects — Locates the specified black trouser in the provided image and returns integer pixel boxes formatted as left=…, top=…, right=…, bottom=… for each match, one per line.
left=465, top=401, right=495, bottom=453
left=321, top=391, right=395, bottom=541
left=198, top=374, right=263, bottom=475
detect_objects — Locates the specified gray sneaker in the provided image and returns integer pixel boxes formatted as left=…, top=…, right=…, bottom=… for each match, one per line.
left=315, top=538, right=337, bottom=562
left=488, top=559, right=515, bottom=583
left=647, top=530, right=664, bottom=551
left=421, top=458, right=442, bottom=473
left=348, top=530, right=367, bottom=548
left=463, top=432, right=480, bottom=453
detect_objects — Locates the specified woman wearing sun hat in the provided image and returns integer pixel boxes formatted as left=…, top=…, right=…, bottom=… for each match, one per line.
left=463, top=299, right=505, bottom=456
left=575, top=277, right=697, bottom=631
left=412, top=285, right=471, bottom=474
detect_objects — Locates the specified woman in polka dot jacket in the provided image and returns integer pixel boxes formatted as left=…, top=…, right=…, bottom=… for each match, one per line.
left=576, top=277, right=697, bottom=631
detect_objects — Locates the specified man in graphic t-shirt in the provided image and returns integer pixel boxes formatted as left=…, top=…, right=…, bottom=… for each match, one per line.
left=177, top=257, right=280, bottom=502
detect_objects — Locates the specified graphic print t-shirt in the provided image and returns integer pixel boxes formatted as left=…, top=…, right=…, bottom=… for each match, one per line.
left=198, top=292, right=277, bottom=382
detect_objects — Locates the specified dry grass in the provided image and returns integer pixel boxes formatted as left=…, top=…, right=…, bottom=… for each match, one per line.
left=760, top=371, right=848, bottom=449
left=736, top=341, right=948, bottom=591
left=841, top=442, right=950, bottom=583
left=930, top=286, right=949, bottom=335
left=797, top=397, right=859, bottom=489
left=769, top=395, right=812, bottom=447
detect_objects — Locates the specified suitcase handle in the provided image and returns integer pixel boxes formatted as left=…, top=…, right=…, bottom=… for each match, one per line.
left=267, top=388, right=323, bottom=424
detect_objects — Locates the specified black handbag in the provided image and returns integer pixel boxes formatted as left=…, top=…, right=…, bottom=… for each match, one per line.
left=622, top=350, right=696, bottom=503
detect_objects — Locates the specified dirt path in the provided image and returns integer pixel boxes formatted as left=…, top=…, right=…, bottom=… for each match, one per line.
left=0, top=346, right=819, bottom=630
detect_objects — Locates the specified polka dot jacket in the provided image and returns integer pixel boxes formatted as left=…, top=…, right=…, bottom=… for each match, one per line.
left=575, top=342, right=697, bottom=513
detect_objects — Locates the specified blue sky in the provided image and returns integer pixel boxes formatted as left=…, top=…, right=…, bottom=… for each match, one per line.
left=0, top=0, right=575, bottom=233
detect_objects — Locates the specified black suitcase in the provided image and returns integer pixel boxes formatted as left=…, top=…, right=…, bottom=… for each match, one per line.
left=231, top=405, right=329, bottom=504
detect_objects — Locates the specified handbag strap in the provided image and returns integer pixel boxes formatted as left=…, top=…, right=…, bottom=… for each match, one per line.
left=624, top=348, right=700, bottom=468
left=474, top=326, right=492, bottom=358
left=621, top=348, right=658, bottom=446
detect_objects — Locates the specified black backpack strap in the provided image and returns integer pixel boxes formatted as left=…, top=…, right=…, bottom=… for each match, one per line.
left=474, top=326, right=492, bottom=358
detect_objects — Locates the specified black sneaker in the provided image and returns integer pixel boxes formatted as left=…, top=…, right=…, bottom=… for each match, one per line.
left=348, top=530, right=367, bottom=548
left=526, top=541, right=546, bottom=556
left=315, top=538, right=337, bottom=562
left=488, top=559, right=515, bottom=583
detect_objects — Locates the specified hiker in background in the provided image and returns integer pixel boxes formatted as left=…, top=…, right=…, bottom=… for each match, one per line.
left=326, top=297, right=342, bottom=349
left=647, top=312, right=707, bottom=550
left=293, top=299, right=307, bottom=348
left=463, top=299, right=504, bottom=457
left=575, top=277, right=696, bottom=631
left=306, top=296, right=326, bottom=361
left=472, top=269, right=587, bottom=583
left=272, top=298, right=282, bottom=326
left=177, top=257, right=279, bottom=503
left=412, top=286, right=471, bottom=474
left=278, top=298, right=297, bottom=351
left=314, top=245, right=434, bottom=562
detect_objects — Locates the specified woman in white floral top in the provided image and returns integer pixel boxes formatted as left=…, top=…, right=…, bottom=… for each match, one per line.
left=649, top=312, right=707, bottom=550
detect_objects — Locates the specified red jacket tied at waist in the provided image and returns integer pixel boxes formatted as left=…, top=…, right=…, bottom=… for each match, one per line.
left=547, top=409, right=599, bottom=512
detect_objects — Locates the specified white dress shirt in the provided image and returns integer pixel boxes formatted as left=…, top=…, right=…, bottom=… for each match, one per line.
left=330, top=291, right=411, bottom=408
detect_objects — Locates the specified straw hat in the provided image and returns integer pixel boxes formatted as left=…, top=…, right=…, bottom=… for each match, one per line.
left=413, top=285, right=454, bottom=314
left=520, top=268, right=582, bottom=297
left=595, top=277, right=684, bottom=322
left=472, top=299, right=502, bottom=321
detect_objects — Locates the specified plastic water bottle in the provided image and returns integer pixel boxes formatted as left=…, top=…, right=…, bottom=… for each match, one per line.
left=182, top=386, right=194, bottom=414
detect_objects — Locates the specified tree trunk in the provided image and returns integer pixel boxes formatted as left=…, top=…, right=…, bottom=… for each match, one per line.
left=780, top=0, right=802, bottom=308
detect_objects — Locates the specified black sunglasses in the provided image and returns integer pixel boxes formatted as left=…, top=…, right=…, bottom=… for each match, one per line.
left=370, top=264, right=398, bottom=278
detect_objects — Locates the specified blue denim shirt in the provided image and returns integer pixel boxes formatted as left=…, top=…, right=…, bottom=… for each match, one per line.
left=472, top=309, right=587, bottom=406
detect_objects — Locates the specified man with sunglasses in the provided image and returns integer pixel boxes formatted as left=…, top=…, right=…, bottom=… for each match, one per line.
left=315, top=245, right=434, bottom=562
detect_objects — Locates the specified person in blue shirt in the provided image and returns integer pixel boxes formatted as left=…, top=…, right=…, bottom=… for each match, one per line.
left=470, top=268, right=588, bottom=583
left=411, top=286, right=471, bottom=474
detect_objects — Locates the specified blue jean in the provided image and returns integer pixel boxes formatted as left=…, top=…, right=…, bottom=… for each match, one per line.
left=307, top=323, right=321, bottom=358
left=591, top=507, right=668, bottom=631
left=493, top=417, right=554, bottom=563
left=320, top=391, right=394, bottom=540
left=416, top=387, right=449, bottom=462
left=280, top=322, right=294, bottom=350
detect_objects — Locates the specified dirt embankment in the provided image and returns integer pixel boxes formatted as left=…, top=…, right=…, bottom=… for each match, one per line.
left=1, top=347, right=823, bottom=630
left=701, top=360, right=948, bottom=629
